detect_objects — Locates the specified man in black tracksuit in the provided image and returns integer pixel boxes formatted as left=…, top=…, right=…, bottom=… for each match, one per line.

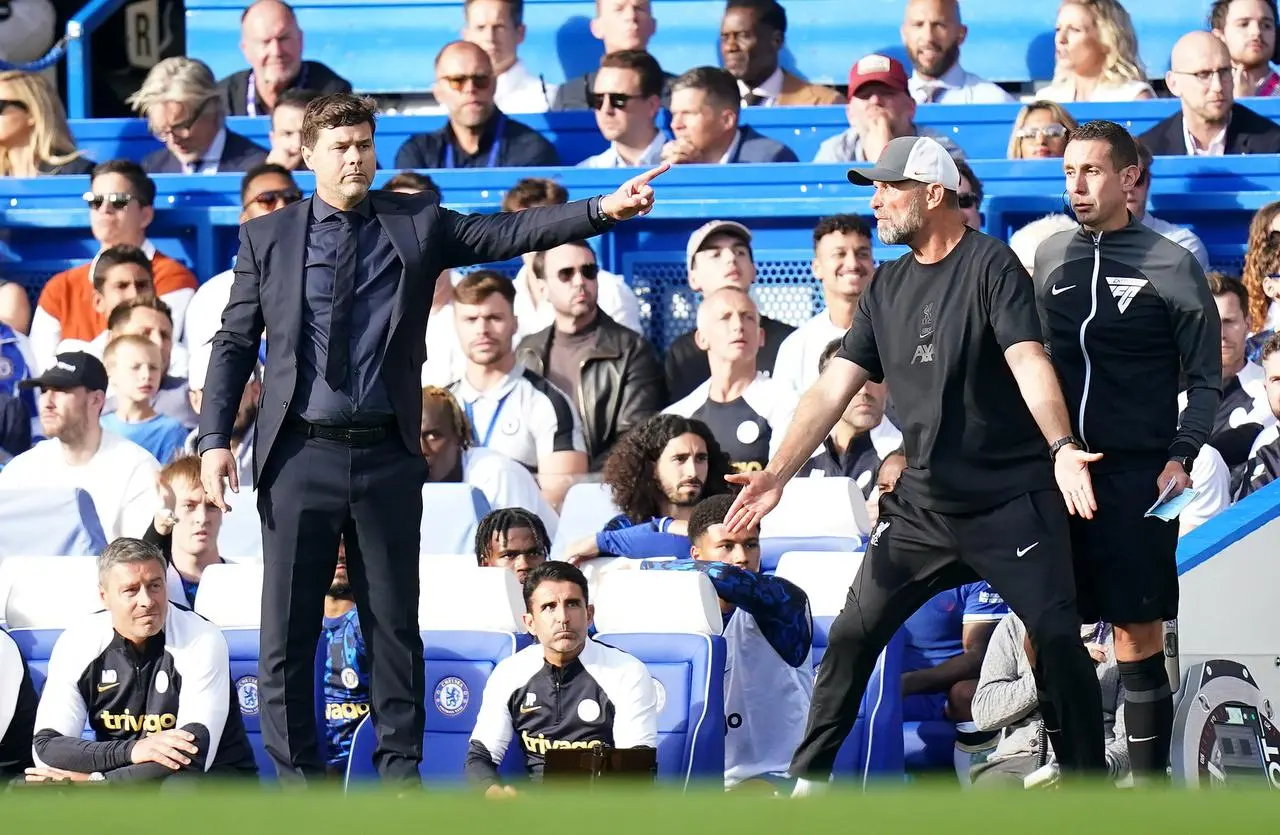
left=1034, top=120, right=1222, bottom=783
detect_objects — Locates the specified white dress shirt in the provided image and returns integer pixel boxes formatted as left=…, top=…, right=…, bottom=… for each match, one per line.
left=738, top=67, right=785, bottom=107
left=1182, top=119, right=1229, bottom=157
left=717, top=129, right=744, bottom=164
left=578, top=131, right=666, bottom=168
left=908, top=63, right=1014, bottom=104
left=1180, top=444, right=1231, bottom=535
left=494, top=60, right=556, bottom=114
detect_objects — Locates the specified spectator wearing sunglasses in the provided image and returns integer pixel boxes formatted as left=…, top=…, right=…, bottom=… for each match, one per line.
left=516, top=241, right=666, bottom=470
left=395, top=41, right=558, bottom=169
left=0, top=70, right=94, bottom=177
left=1129, top=141, right=1210, bottom=270
left=30, top=161, right=197, bottom=373
left=552, top=0, right=672, bottom=111
left=814, top=55, right=965, bottom=164
left=1007, top=101, right=1077, bottom=160
left=579, top=50, right=667, bottom=169
left=267, top=88, right=321, bottom=171
left=128, top=57, right=269, bottom=175
left=954, top=158, right=984, bottom=232
left=184, top=164, right=303, bottom=352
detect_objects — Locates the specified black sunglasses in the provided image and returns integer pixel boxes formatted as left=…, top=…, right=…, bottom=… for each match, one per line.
left=0, top=99, right=29, bottom=113
left=957, top=192, right=980, bottom=209
left=556, top=263, right=599, bottom=281
left=442, top=74, right=493, bottom=92
left=588, top=92, right=637, bottom=111
left=83, top=191, right=135, bottom=211
left=245, top=188, right=303, bottom=210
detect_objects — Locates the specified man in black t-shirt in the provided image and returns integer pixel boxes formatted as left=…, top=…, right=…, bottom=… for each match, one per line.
left=725, top=136, right=1107, bottom=792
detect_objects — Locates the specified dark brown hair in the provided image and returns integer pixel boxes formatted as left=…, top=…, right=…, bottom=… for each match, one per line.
left=501, top=177, right=567, bottom=212
left=1205, top=271, right=1250, bottom=317
left=599, top=49, right=665, bottom=98
left=453, top=269, right=516, bottom=307
left=301, top=93, right=378, bottom=150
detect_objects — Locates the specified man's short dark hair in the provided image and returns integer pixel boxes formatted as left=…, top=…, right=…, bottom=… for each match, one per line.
left=98, top=537, right=167, bottom=585
left=465, top=0, right=524, bottom=26
left=531, top=241, right=595, bottom=281
left=301, top=93, right=378, bottom=150
left=671, top=66, right=741, bottom=114
left=474, top=507, right=550, bottom=566
left=817, top=337, right=844, bottom=375
left=953, top=158, right=984, bottom=204
left=239, top=162, right=296, bottom=204
left=93, top=245, right=153, bottom=293
left=688, top=493, right=739, bottom=544
left=1133, top=138, right=1154, bottom=188
left=1261, top=332, right=1280, bottom=365
left=383, top=171, right=441, bottom=200
left=91, top=160, right=156, bottom=207
left=812, top=214, right=872, bottom=250
left=275, top=87, right=320, bottom=113
left=502, top=177, right=568, bottom=212
left=107, top=295, right=173, bottom=331
left=454, top=269, right=516, bottom=308
left=1067, top=120, right=1139, bottom=173
left=725, top=0, right=787, bottom=34
left=522, top=561, right=589, bottom=609
left=600, top=49, right=665, bottom=99
left=1206, top=271, right=1251, bottom=315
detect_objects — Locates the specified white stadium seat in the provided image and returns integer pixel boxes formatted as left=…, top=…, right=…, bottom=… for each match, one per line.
left=194, top=562, right=265, bottom=628
left=417, top=564, right=525, bottom=632
left=593, top=570, right=723, bottom=635
left=0, top=556, right=102, bottom=628
left=760, top=476, right=871, bottom=538
left=217, top=488, right=264, bottom=559
left=551, top=481, right=622, bottom=559
left=774, top=551, right=865, bottom=618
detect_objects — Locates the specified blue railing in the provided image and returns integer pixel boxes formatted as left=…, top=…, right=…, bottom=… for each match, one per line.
left=65, top=0, right=132, bottom=120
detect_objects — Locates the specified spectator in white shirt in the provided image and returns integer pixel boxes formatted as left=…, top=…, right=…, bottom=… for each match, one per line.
left=1182, top=445, right=1232, bottom=535
left=1130, top=141, right=1210, bottom=269
left=772, top=214, right=875, bottom=398
left=184, top=341, right=260, bottom=490
left=1211, top=0, right=1280, bottom=99
left=446, top=272, right=588, bottom=509
left=1008, top=101, right=1077, bottom=160
left=579, top=50, right=667, bottom=169
left=900, top=0, right=1014, bottom=104
left=184, top=164, right=302, bottom=352
left=1037, top=0, right=1154, bottom=102
left=462, top=0, right=556, bottom=113
left=421, top=385, right=559, bottom=539
left=1008, top=214, right=1079, bottom=277
left=0, top=352, right=158, bottom=539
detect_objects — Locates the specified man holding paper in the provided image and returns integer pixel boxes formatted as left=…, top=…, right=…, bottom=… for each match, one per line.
left=1032, top=120, right=1222, bottom=784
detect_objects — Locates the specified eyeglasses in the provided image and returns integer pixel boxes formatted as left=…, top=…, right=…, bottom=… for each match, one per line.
left=154, top=97, right=214, bottom=141
left=441, top=74, right=493, bottom=92
left=83, top=191, right=135, bottom=211
left=245, top=187, right=303, bottom=210
left=588, top=92, right=638, bottom=111
left=0, top=99, right=28, bottom=113
left=1015, top=124, right=1067, bottom=141
left=1171, top=67, right=1233, bottom=86
left=957, top=192, right=980, bottom=209
left=556, top=263, right=599, bottom=281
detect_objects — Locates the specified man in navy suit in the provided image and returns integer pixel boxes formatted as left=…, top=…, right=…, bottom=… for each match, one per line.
left=197, top=92, right=666, bottom=784
left=662, top=66, right=798, bottom=165
left=129, top=57, right=269, bottom=175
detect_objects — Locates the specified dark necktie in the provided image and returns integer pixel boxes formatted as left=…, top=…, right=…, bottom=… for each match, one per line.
left=745, top=92, right=765, bottom=106
left=324, top=211, right=359, bottom=390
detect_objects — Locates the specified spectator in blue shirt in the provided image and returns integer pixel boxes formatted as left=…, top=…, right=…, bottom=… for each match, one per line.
left=566, top=413, right=732, bottom=563
left=100, top=334, right=187, bottom=464
left=0, top=320, right=37, bottom=462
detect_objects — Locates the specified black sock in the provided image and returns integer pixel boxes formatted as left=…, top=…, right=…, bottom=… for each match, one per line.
left=1118, top=653, right=1174, bottom=782
left=1036, top=688, right=1066, bottom=766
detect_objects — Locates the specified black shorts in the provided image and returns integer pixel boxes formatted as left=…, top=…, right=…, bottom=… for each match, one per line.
left=1068, top=467, right=1179, bottom=625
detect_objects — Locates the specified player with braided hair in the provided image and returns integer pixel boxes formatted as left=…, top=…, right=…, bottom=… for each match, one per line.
left=474, top=507, right=551, bottom=585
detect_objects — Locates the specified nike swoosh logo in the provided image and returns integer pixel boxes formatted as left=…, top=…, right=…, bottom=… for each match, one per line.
left=1016, top=542, right=1039, bottom=557
left=1051, top=284, right=1076, bottom=295
left=518, top=705, right=540, bottom=714
left=1128, top=735, right=1157, bottom=743
left=96, top=683, right=119, bottom=693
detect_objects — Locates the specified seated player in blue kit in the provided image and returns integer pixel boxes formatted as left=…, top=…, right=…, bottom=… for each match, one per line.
left=321, top=539, right=368, bottom=775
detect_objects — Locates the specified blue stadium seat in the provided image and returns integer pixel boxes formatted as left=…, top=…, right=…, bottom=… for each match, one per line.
left=222, top=627, right=272, bottom=779
left=421, top=484, right=491, bottom=555
left=760, top=537, right=862, bottom=575
left=0, top=488, right=106, bottom=558
left=594, top=570, right=727, bottom=787
left=8, top=626, right=60, bottom=693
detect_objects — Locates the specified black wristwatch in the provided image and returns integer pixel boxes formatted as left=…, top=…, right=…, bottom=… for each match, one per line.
left=593, top=196, right=616, bottom=227
left=1169, top=455, right=1194, bottom=471
left=1049, top=435, right=1082, bottom=461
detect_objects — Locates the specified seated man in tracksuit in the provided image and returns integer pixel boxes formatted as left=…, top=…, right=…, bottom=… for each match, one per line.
left=644, top=493, right=813, bottom=790
left=466, top=562, right=658, bottom=795
left=321, top=538, right=368, bottom=776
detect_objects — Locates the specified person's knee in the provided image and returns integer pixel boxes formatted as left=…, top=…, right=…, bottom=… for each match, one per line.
left=1112, top=621, right=1163, bottom=662
left=826, top=599, right=873, bottom=652
left=946, top=679, right=978, bottom=722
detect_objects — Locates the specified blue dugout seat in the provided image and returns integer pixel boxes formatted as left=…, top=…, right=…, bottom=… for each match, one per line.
left=421, top=484, right=491, bottom=556
left=760, top=477, right=870, bottom=572
left=0, top=488, right=107, bottom=558
left=594, top=570, right=726, bottom=787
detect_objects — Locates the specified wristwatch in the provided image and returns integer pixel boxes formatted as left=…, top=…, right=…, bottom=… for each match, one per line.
left=1049, top=435, right=1083, bottom=461
left=1169, top=455, right=1194, bottom=471
left=593, top=196, right=616, bottom=227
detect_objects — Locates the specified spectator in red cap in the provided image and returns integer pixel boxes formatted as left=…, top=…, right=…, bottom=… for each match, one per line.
left=814, top=54, right=965, bottom=164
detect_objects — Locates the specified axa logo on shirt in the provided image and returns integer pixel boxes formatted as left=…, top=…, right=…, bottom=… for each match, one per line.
left=1105, top=277, right=1149, bottom=314
left=912, top=344, right=935, bottom=364
left=99, top=709, right=178, bottom=733
left=520, top=732, right=604, bottom=756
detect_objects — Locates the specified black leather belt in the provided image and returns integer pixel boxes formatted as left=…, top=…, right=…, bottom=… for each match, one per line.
left=285, top=416, right=396, bottom=446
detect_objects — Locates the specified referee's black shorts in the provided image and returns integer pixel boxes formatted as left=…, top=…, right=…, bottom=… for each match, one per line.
left=1068, top=467, right=1179, bottom=625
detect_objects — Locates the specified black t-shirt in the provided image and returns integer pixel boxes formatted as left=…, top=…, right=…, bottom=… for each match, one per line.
left=837, top=229, right=1052, bottom=513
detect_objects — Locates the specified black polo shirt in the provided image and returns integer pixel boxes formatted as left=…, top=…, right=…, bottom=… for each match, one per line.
left=837, top=229, right=1052, bottom=513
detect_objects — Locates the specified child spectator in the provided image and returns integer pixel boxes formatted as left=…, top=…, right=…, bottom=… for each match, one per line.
left=100, top=334, right=187, bottom=464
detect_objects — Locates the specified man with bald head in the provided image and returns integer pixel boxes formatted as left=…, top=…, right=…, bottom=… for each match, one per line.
left=1139, top=30, right=1280, bottom=155
left=395, top=41, right=559, bottom=168
left=900, top=0, right=1013, bottom=103
left=219, top=0, right=352, bottom=116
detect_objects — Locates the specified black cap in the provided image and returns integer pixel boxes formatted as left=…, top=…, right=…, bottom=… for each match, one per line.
left=19, top=352, right=109, bottom=393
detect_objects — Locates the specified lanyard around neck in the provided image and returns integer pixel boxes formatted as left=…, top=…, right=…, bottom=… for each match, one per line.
left=444, top=115, right=505, bottom=168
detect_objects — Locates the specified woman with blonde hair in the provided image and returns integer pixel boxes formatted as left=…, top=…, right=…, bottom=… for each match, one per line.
left=1008, top=100, right=1079, bottom=159
left=1242, top=200, right=1280, bottom=337
left=0, top=70, right=93, bottom=177
left=1038, top=0, right=1155, bottom=102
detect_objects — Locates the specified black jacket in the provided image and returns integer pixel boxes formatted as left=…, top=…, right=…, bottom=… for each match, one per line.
left=394, top=110, right=559, bottom=169
left=218, top=61, right=353, bottom=116
left=1138, top=102, right=1280, bottom=156
left=198, top=190, right=610, bottom=480
left=1034, top=215, right=1222, bottom=470
left=664, top=315, right=796, bottom=403
left=516, top=313, right=666, bottom=469
left=40, top=156, right=96, bottom=176
left=141, top=129, right=269, bottom=175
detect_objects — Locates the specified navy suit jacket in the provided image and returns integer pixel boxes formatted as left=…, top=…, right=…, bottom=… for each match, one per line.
left=729, top=125, right=798, bottom=163
left=198, top=190, right=606, bottom=481
left=1138, top=103, right=1280, bottom=156
left=141, top=129, right=269, bottom=174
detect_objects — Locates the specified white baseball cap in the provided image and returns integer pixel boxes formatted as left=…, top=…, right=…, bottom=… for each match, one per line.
left=847, top=135, right=961, bottom=191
